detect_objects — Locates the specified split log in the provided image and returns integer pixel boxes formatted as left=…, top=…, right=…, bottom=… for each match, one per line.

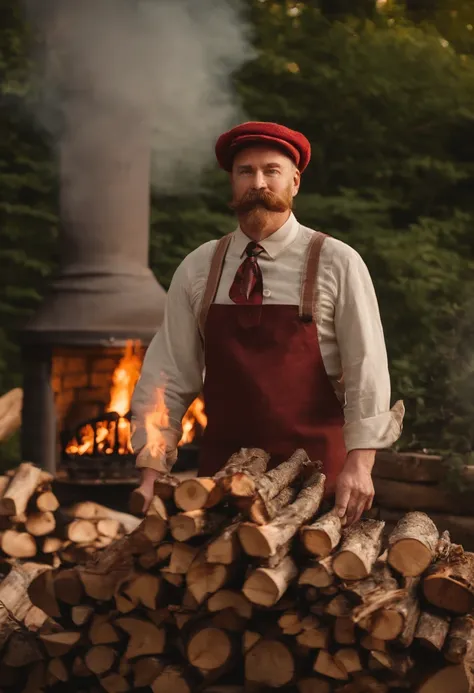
left=170, top=510, right=225, bottom=542
left=0, top=462, right=42, bottom=516
left=313, top=650, right=349, bottom=680
left=444, top=615, right=474, bottom=663
left=101, top=673, right=130, bottom=693
left=1, top=530, right=36, bottom=558
left=35, top=490, right=59, bottom=513
left=248, top=448, right=311, bottom=514
left=175, top=477, right=223, bottom=511
left=207, top=516, right=242, bottom=565
left=423, top=552, right=474, bottom=614
left=169, top=542, right=200, bottom=574
left=369, top=580, right=420, bottom=645
left=238, top=470, right=326, bottom=557
left=42, top=537, right=64, bottom=554
left=298, top=556, right=334, bottom=588
left=213, top=448, right=270, bottom=495
left=369, top=650, right=414, bottom=678
left=71, top=604, right=94, bottom=626
left=343, top=556, right=398, bottom=603
left=54, top=568, right=84, bottom=605
left=39, top=631, right=81, bottom=657
left=297, top=678, right=332, bottom=693
left=0, top=475, right=10, bottom=499
left=85, top=645, right=117, bottom=675
left=186, top=556, right=232, bottom=604
left=25, top=511, right=56, bottom=537
left=138, top=542, right=173, bottom=570
left=47, top=658, right=69, bottom=685
left=115, top=617, right=166, bottom=658
left=300, top=511, right=342, bottom=558
left=150, top=664, right=195, bottom=693
left=186, top=626, right=234, bottom=671
left=132, top=656, right=165, bottom=687
left=97, top=519, right=121, bottom=538
left=89, top=614, right=120, bottom=645
left=332, top=519, right=385, bottom=580
left=387, top=512, right=439, bottom=577
left=245, top=638, right=296, bottom=687
left=296, top=626, right=330, bottom=649
left=66, top=519, right=99, bottom=543
left=326, top=594, right=352, bottom=617
left=64, top=501, right=141, bottom=534
left=243, top=555, right=298, bottom=607
left=28, top=568, right=61, bottom=618
left=249, top=485, right=297, bottom=525
left=334, top=648, right=363, bottom=674
left=414, top=610, right=450, bottom=651
left=207, top=590, right=252, bottom=619
left=119, top=572, right=161, bottom=610
left=334, top=617, right=356, bottom=645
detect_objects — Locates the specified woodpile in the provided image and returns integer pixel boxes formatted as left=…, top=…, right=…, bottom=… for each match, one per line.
left=0, top=462, right=141, bottom=566
left=372, top=450, right=474, bottom=550
left=12, top=448, right=474, bottom=692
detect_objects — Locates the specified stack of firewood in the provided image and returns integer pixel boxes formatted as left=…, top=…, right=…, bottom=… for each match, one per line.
left=0, top=462, right=141, bottom=566
left=13, top=449, right=474, bottom=692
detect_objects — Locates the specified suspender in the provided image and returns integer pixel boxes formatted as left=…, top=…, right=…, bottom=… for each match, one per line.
left=198, top=228, right=327, bottom=337
left=299, top=231, right=327, bottom=322
left=198, top=234, right=233, bottom=339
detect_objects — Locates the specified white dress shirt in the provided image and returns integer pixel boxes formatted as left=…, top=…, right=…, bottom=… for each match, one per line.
left=131, top=212, right=404, bottom=470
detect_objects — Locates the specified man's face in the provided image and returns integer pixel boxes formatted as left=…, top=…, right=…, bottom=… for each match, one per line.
left=229, top=146, right=300, bottom=223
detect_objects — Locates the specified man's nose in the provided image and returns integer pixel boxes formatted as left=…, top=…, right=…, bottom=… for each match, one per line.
left=252, top=171, right=268, bottom=189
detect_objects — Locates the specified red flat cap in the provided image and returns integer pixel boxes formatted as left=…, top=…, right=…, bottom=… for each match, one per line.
left=215, top=121, right=311, bottom=173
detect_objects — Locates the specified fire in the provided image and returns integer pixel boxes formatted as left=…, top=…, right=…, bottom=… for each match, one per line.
left=66, top=341, right=207, bottom=457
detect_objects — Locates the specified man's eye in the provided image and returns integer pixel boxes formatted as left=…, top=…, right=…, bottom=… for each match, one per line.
left=267, top=169, right=279, bottom=175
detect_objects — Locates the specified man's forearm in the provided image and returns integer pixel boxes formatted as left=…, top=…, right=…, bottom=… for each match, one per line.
left=345, top=448, right=376, bottom=472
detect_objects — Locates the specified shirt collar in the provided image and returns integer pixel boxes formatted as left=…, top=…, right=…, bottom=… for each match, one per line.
left=232, top=212, right=300, bottom=260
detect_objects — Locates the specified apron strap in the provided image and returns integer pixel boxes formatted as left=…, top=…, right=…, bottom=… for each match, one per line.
left=198, top=234, right=233, bottom=339
left=299, top=231, right=327, bottom=322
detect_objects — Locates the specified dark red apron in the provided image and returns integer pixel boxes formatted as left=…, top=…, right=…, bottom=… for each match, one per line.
left=197, top=230, right=346, bottom=495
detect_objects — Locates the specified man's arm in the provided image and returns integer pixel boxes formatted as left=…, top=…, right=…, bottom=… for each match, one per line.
left=332, top=246, right=404, bottom=524
left=131, top=256, right=205, bottom=505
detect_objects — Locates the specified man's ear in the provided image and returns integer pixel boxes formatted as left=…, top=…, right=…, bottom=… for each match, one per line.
left=293, top=168, right=301, bottom=196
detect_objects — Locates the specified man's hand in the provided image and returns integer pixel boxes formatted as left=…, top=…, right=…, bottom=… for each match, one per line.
left=334, top=449, right=375, bottom=526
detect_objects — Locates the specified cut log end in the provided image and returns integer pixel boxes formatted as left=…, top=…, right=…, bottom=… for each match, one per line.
left=238, top=523, right=272, bottom=558
left=245, top=639, right=295, bottom=688
left=332, top=551, right=369, bottom=581
left=186, top=627, right=232, bottom=671
left=388, top=538, right=433, bottom=577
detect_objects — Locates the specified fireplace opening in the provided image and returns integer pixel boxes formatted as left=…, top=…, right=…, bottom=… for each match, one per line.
left=57, top=341, right=207, bottom=480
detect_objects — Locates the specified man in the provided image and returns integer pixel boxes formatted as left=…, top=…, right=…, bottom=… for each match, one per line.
left=131, top=121, right=404, bottom=525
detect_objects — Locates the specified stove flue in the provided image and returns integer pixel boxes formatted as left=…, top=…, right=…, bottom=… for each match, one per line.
left=21, top=105, right=166, bottom=473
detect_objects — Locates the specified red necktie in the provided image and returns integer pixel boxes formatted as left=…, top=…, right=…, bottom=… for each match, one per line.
left=229, top=241, right=264, bottom=305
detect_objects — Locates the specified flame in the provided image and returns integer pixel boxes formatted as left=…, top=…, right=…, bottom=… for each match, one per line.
left=66, top=341, right=206, bottom=457
left=180, top=396, right=208, bottom=446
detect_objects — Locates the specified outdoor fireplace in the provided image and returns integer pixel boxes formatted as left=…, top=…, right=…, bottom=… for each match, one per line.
left=20, top=101, right=177, bottom=478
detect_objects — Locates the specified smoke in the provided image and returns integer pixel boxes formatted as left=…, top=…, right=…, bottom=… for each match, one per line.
left=24, top=0, right=253, bottom=193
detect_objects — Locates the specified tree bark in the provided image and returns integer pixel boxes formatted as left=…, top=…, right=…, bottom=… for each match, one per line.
left=332, top=519, right=385, bottom=580
left=300, top=511, right=342, bottom=558
left=445, top=615, right=474, bottom=664
left=238, top=470, right=326, bottom=558
left=414, top=610, right=450, bottom=651
left=250, top=448, right=311, bottom=508
left=387, top=512, right=439, bottom=577
left=0, top=462, right=42, bottom=516
left=213, top=448, right=270, bottom=495
left=249, top=486, right=297, bottom=525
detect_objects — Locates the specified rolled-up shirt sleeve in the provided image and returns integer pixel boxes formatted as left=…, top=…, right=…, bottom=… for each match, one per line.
left=131, top=255, right=205, bottom=470
left=333, top=245, right=404, bottom=452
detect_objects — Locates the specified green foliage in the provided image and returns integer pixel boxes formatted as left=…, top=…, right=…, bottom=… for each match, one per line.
left=1, top=0, right=474, bottom=459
